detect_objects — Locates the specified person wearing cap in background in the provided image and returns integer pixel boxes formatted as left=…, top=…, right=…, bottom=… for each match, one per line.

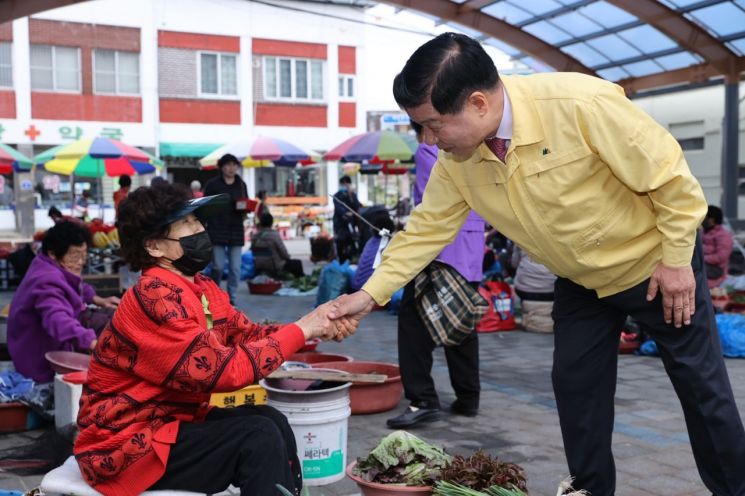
left=74, top=182, right=358, bottom=496
left=203, top=153, right=249, bottom=305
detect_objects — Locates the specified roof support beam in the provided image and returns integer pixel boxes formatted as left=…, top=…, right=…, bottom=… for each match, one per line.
left=607, top=0, right=740, bottom=79
left=379, top=0, right=596, bottom=74
left=617, top=60, right=740, bottom=93
left=0, top=0, right=86, bottom=22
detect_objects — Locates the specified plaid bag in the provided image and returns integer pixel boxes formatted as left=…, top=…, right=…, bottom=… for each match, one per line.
left=414, top=261, right=489, bottom=347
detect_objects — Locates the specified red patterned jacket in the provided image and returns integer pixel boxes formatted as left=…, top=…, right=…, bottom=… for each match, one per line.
left=73, top=267, right=305, bottom=496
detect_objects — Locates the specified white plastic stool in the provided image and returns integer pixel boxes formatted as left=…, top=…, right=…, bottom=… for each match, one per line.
left=40, top=457, right=238, bottom=495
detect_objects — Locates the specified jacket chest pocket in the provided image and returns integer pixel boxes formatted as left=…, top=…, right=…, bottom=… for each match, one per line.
left=519, top=145, right=599, bottom=212
left=521, top=145, right=592, bottom=179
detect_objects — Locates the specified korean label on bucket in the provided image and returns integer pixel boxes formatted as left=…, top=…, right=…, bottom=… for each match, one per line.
left=303, top=450, right=343, bottom=479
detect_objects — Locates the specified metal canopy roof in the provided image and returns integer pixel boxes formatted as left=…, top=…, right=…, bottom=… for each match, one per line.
left=379, top=0, right=745, bottom=93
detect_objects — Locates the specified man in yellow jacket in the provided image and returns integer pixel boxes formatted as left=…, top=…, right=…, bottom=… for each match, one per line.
left=329, top=33, right=745, bottom=495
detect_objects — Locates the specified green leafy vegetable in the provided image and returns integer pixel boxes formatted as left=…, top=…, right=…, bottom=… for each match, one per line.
left=353, top=431, right=452, bottom=486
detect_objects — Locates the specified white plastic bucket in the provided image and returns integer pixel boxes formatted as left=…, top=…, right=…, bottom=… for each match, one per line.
left=261, top=379, right=351, bottom=486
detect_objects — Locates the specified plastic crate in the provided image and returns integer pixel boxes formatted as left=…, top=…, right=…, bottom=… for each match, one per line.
left=209, top=384, right=267, bottom=408
left=0, top=402, right=44, bottom=433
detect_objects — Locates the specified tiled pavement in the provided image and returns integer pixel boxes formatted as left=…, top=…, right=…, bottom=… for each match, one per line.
left=1, top=284, right=743, bottom=495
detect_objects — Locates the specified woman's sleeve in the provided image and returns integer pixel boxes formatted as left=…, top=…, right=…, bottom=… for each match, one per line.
left=33, top=283, right=96, bottom=351
left=106, top=285, right=304, bottom=393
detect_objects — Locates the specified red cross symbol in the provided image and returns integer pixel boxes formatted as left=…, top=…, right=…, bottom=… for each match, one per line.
left=24, top=125, right=41, bottom=141
left=305, top=432, right=315, bottom=443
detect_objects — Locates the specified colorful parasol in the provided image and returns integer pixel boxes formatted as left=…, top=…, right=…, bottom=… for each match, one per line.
left=324, top=130, right=418, bottom=164
left=199, top=137, right=319, bottom=169
left=34, top=137, right=163, bottom=177
left=0, top=143, right=33, bottom=174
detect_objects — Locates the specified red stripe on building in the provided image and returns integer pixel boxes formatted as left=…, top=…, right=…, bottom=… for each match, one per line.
left=254, top=103, right=326, bottom=127
left=159, top=99, right=241, bottom=124
left=0, top=22, right=12, bottom=42
left=338, top=46, right=356, bottom=74
left=252, top=39, right=326, bottom=59
left=0, top=91, right=16, bottom=118
left=31, top=93, right=142, bottom=121
left=158, top=31, right=240, bottom=53
left=339, top=102, right=356, bottom=128
left=29, top=19, right=140, bottom=51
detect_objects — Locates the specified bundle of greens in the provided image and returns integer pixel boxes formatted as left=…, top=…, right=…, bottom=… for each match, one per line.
left=438, top=450, right=527, bottom=492
left=353, top=431, right=452, bottom=486
left=433, top=481, right=527, bottom=496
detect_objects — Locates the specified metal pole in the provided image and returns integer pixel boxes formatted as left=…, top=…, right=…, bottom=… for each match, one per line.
left=721, top=80, right=740, bottom=220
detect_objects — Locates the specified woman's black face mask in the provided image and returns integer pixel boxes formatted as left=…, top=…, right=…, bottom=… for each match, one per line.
left=164, top=231, right=213, bottom=276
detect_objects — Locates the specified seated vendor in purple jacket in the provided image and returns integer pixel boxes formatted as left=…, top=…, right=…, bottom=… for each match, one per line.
left=7, top=221, right=120, bottom=383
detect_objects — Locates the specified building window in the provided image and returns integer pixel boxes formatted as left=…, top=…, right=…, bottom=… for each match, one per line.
left=30, top=44, right=80, bottom=92
left=199, top=52, right=237, bottom=97
left=94, top=49, right=140, bottom=95
left=263, top=56, right=324, bottom=102
left=338, top=74, right=354, bottom=99
left=677, top=137, right=705, bottom=151
left=0, top=42, right=11, bottom=88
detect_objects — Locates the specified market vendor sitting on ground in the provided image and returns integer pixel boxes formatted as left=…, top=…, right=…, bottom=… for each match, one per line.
left=74, top=182, right=355, bottom=496
left=251, top=212, right=305, bottom=278
left=7, top=221, right=120, bottom=383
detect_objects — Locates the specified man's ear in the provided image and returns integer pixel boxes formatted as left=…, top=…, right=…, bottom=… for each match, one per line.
left=467, top=91, right=490, bottom=116
left=144, top=238, right=165, bottom=259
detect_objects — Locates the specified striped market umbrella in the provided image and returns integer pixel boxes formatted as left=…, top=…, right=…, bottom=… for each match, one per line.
left=35, top=137, right=163, bottom=177
left=324, top=130, right=418, bottom=164
left=199, top=137, right=319, bottom=169
left=0, top=143, right=33, bottom=174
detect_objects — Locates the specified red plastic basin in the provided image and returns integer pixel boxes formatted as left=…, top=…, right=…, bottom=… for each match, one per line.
left=346, top=461, right=432, bottom=495
left=312, top=361, right=402, bottom=414
left=288, top=352, right=353, bottom=364
left=45, top=351, right=91, bottom=374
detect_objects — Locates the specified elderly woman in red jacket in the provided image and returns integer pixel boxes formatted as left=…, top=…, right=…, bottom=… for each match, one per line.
left=74, top=182, right=353, bottom=496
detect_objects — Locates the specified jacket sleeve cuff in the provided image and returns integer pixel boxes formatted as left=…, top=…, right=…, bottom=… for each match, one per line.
left=77, top=328, right=97, bottom=352
left=661, top=243, right=695, bottom=268
left=274, top=324, right=307, bottom=359
left=362, top=279, right=392, bottom=306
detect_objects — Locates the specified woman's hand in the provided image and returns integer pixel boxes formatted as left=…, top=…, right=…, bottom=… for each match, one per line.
left=295, top=302, right=344, bottom=341
left=93, top=295, right=120, bottom=309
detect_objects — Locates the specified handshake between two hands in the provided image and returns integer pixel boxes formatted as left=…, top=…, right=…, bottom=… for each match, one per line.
left=294, top=291, right=376, bottom=342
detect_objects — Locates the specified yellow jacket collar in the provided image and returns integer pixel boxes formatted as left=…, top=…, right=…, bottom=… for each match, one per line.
left=500, top=75, right=544, bottom=147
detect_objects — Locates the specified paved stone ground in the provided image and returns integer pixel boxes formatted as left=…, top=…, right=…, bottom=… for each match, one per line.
left=0, top=270, right=743, bottom=495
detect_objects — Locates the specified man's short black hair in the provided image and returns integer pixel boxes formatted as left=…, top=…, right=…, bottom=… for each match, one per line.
left=339, top=176, right=352, bottom=185
left=217, top=153, right=240, bottom=169
left=118, top=174, right=132, bottom=188
left=393, top=32, right=499, bottom=115
left=48, top=206, right=63, bottom=219
left=707, top=205, right=724, bottom=225
left=42, top=221, right=91, bottom=259
left=259, top=213, right=274, bottom=228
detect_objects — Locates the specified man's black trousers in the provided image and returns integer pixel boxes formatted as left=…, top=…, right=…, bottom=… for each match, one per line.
left=552, top=241, right=745, bottom=496
left=397, top=280, right=480, bottom=410
left=149, top=404, right=302, bottom=496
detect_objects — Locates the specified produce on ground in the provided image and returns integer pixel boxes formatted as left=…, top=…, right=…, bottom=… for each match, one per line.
left=353, top=431, right=452, bottom=486
left=438, top=450, right=526, bottom=493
